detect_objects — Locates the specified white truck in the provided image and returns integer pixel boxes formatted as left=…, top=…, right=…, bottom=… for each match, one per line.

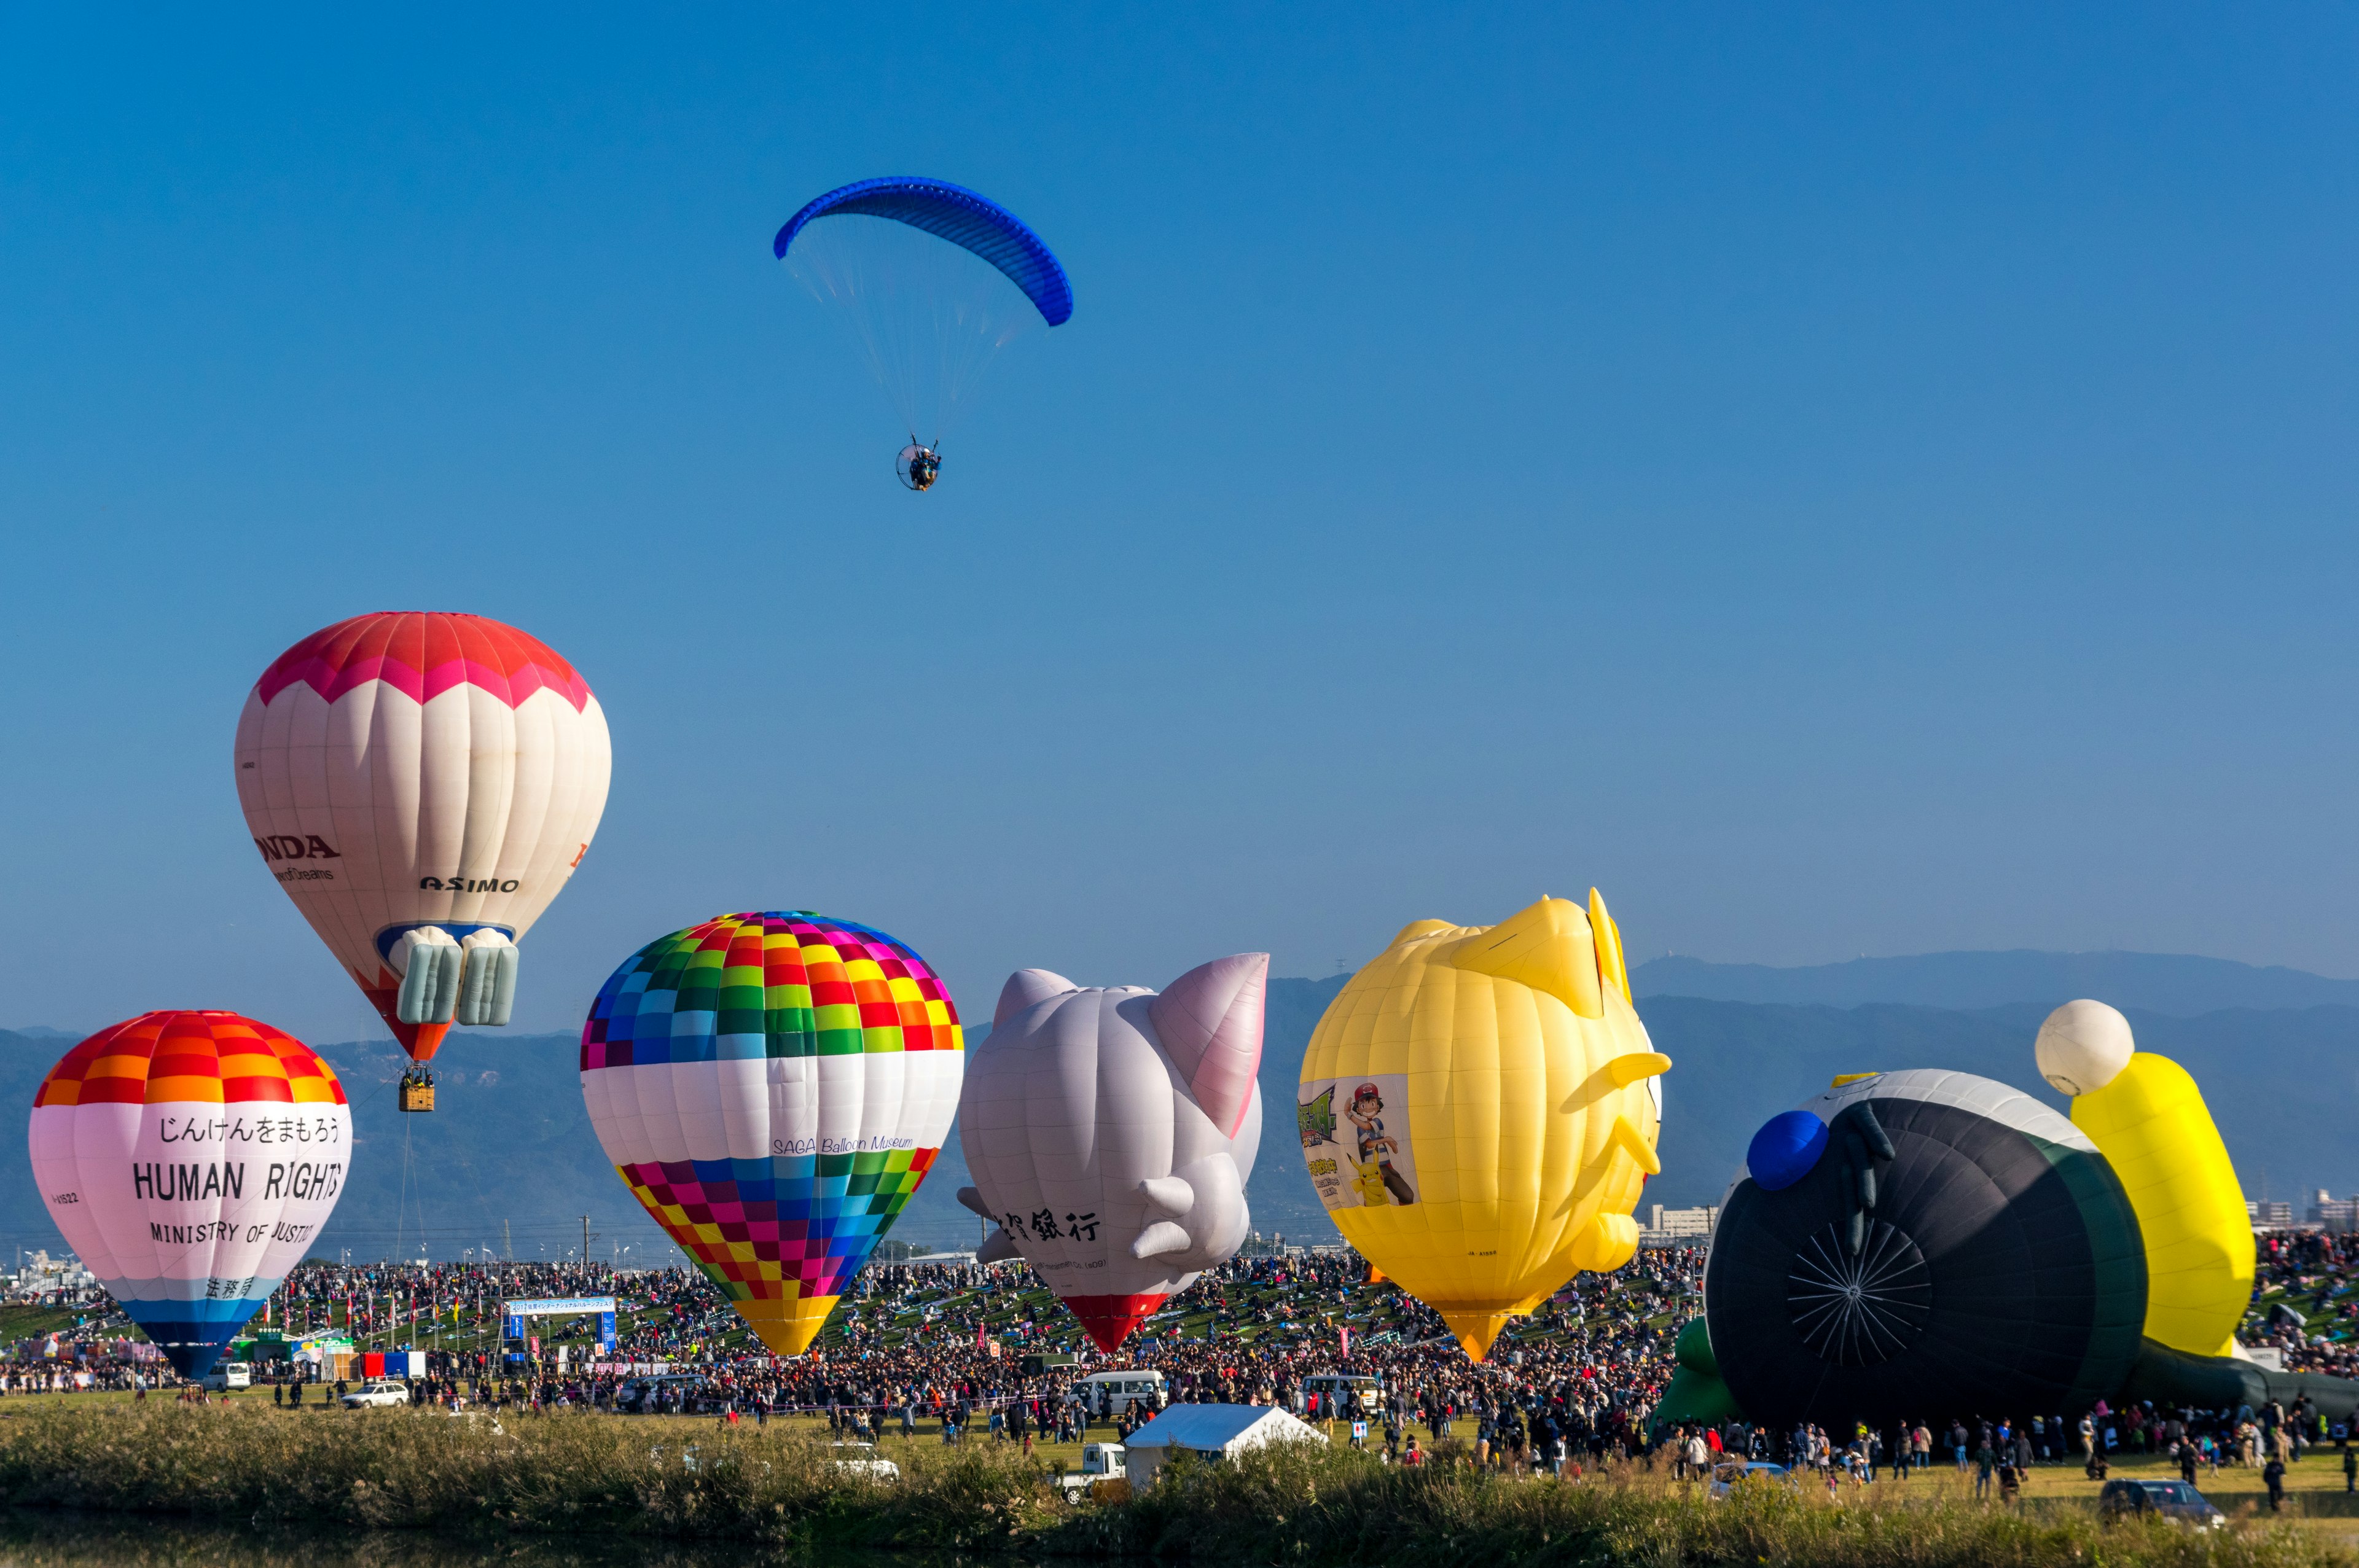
left=1057, top=1441, right=1127, bottom=1498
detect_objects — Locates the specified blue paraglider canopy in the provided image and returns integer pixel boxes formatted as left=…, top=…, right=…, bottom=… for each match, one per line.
left=774, top=177, right=1073, bottom=327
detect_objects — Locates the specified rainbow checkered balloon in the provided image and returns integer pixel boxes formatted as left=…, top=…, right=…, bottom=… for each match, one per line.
left=579, top=912, right=963, bottom=1355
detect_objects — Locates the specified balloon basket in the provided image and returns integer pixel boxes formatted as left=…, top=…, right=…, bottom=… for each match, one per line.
left=398, top=1071, right=436, bottom=1114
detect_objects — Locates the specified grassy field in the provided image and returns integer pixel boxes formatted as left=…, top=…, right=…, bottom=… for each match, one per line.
left=0, top=1400, right=2350, bottom=1566
left=4, top=1386, right=2359, bottom=1547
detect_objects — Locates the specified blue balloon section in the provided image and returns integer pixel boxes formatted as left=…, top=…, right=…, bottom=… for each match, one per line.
left=774, top=176, right=1074, bottom=326
left=1747, top=1110, right=1829, bottom=1190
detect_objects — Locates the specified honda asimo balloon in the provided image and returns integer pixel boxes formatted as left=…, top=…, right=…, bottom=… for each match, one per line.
left=956, top=954, right=1267, bottom=1353
left=234, top=612, right=612, bottom=1073
left=28, top=1012, right=352, bottom=1378
left=580, top=913, right=964, bottom=1356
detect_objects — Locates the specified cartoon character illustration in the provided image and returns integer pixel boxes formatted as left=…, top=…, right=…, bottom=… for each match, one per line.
left=1344, top=1082, right=1416, bottom=1206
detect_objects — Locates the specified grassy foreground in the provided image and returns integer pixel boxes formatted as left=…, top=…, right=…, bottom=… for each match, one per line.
left=0, top=1403, right=2352, bottom=1566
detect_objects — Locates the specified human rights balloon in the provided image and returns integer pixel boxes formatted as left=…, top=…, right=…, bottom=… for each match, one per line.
left=28, top=1011, right=352, bottom=1379
left=1298, top=892, right=1670, bottom=1360
left=957, top=953, right=1269, bottom=1353
left=580, top=912, right=963, bottom=1356
left=775, top=176, right=1071, bottom=490
left=235, top=612, right=612, bottom=1095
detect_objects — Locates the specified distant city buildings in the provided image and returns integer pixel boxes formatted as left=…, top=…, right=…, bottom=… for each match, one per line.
left=2249, top=1199, right=2295, bottom=1229
left=6, top=1249, right=95, bottom=1300
left=1639, top=1204, right=1718, bottom=1247
left=2307, top=1190, right=2359, bottom=1233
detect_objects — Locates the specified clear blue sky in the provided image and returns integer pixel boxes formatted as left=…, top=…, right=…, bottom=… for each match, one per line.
left=4, top=6, right=2357, bottom=1042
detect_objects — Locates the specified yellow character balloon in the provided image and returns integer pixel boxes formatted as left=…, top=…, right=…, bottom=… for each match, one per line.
left=2035, top=999, right=2255, bottom=1358
left=1297, top=892, right=1670, bottom=1360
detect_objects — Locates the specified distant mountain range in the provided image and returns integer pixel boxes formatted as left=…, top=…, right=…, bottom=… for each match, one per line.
left=1633, top=949, right=2359, bottom=1015
left=8, top=948, right=2355, bottom=1266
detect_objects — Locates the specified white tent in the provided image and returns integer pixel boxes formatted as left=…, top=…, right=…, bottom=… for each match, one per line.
left=1121, top=1403, right=1327, bottom=1488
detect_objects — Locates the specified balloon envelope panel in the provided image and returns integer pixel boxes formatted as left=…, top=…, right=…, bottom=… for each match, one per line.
left=1705, top=1071, right=2145, bottom=1429
left=580, top=913, right=963, bottom=1355
left=2070, top=1053, right=2253, bottom=1358
left=235, top=611, right=612, bottom=1061
left=27, top=1012, right=353, bottom=1378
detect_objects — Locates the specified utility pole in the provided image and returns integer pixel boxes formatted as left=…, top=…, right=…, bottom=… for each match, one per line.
left=503, top=1220, right=512, bottom=1262
left=581, top=1215, right=590, bottom=1266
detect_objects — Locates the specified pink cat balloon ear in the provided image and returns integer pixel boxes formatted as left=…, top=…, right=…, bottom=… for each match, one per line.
left=1148, top=953, right=1269, bottom=1138
left=995, top=968, right=1078, bottom=1028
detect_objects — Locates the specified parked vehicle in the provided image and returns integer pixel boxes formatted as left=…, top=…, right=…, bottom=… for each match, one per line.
left=616, top=1375, right=705, bottom=1414
left=2099, top=1479, right=2226, bottom=1529
left=832, top=1441, right=901, bottom=1482
left=1057, top=1442, right=1127, bottom=1498
left=1709, top=1461, right=1791, bottom=1499
left=1301, top=1373, right=1379, bottom=1418
left=339, top=1379, right=411, bottom=1409
left=1077, top=1370, right=1166, bottom=1414
left=201, top=1362, right=252, bottom=1393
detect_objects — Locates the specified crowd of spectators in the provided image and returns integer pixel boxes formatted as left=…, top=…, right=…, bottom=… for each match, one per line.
left=18, top=1226, right=2359, bottom=1507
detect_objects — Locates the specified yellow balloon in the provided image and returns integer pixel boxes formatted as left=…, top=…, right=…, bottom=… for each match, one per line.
left=1297, top=892, right=1670, bottom=1360
left=2070, top=1051, right=2255, bottom=1359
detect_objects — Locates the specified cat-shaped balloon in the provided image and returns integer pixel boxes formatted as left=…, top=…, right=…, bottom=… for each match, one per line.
left=957, top=953, right=1266, bottom=1353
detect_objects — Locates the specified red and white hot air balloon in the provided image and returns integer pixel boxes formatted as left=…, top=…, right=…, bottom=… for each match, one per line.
left=235, top=613, right=612, bottom=1073
left=28, top=1010, right=353, bottom=1379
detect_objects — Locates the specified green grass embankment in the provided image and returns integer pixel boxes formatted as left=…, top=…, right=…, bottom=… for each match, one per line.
left=0, top=1403, right=2351, bottom=1566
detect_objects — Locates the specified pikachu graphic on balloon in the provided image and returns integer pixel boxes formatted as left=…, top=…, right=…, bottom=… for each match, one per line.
left=1299, top=891, right=1670, bottom=1360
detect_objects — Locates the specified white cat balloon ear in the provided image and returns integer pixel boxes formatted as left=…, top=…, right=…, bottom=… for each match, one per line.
left=1147, top=953, right=1269, bottom=1138
left=994, top=968, right=1079, bottom=1028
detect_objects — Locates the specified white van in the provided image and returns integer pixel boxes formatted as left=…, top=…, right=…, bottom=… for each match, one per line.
left=1078, top=1370, right=1167, bottom=1414
left=202, top=1362, right=252, bottom=1392
left=1301, top=1374, right=1378, bottom=1419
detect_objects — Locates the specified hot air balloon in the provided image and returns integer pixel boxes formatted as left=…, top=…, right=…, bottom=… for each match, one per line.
left=1655, top=1023, right=2359, bottom=1433
left=1298, top=893, right=1670, bottom=1360
left=28, top=1011, right=353, bottom=1379
left=1701, top=1069, right=2148, bottom=1429
left=775, top=176, right=1072, bottom=488
left=235, top=612, right=612, bottom=1104
left=579, top=912, right=963, bottom=1356
left=955, top=954, right=1267, bottom=1354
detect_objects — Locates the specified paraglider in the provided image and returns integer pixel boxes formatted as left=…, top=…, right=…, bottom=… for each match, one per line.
left=1298, top=893, right=1670, bottom=1360
left=898, top=443, right=941, bottom=492
left=775, top=176, right=1072, bottom=490
left=956, top=954, right=1268, bottom=1354
left=234, top=612, right=612, bottom=1106
left=28, top=1011, right=353, bottom=1379
left=579, top=912, right=964, bottom=1356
